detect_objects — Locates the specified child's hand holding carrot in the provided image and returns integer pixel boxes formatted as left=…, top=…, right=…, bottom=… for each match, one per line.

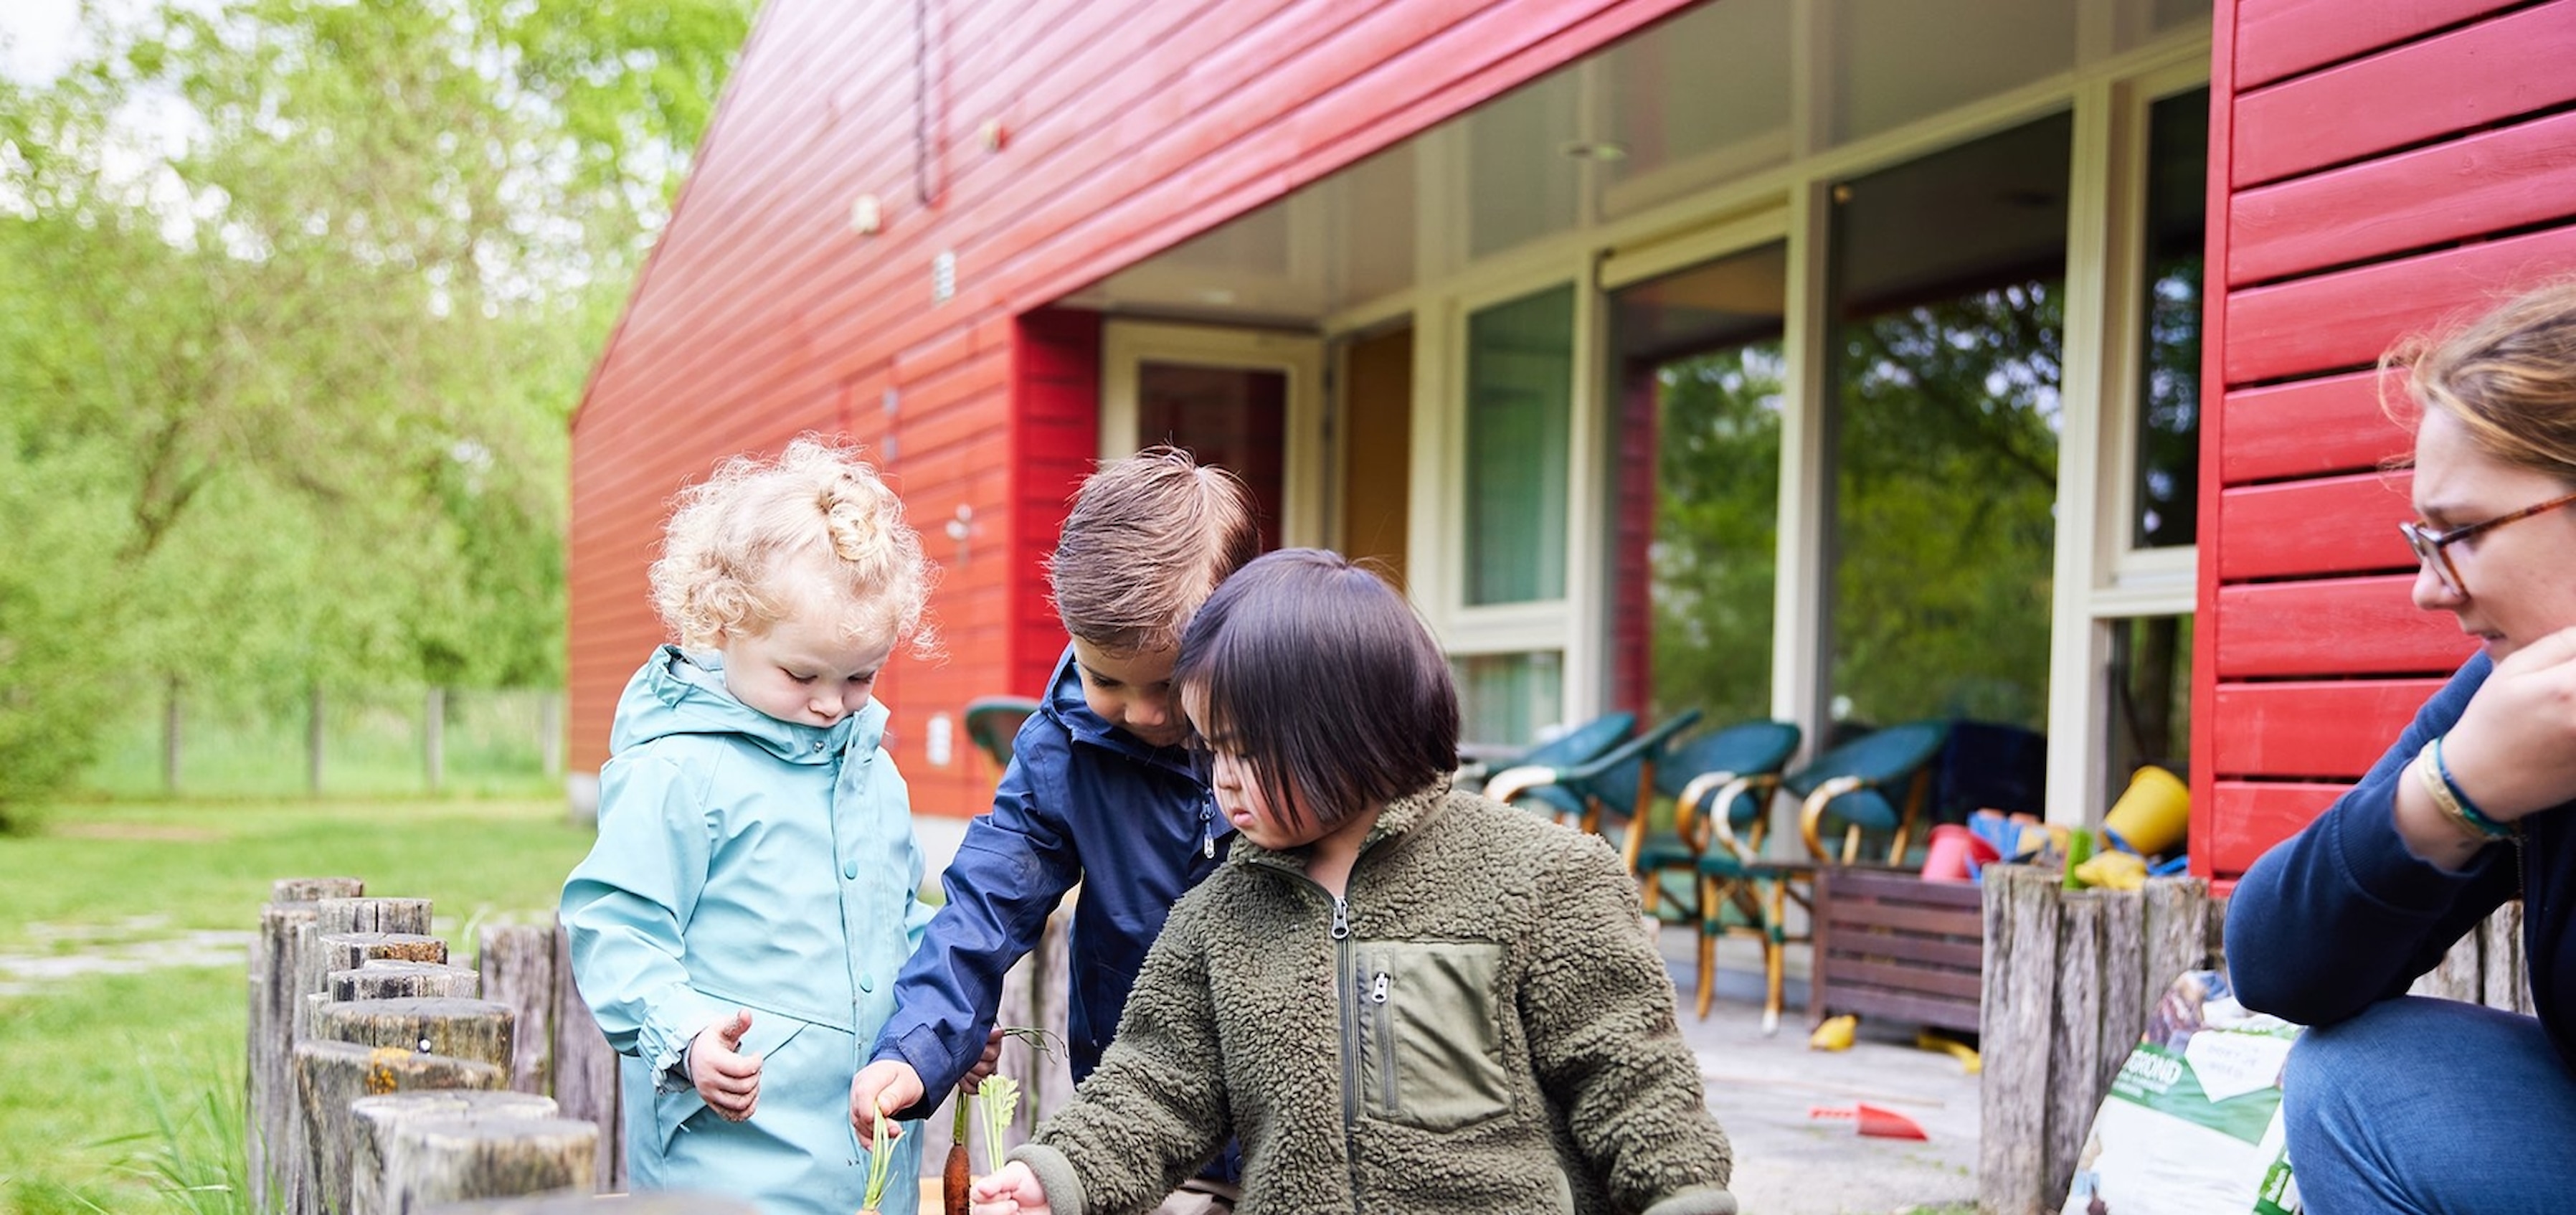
left=688, top=1009, right=762, bottom=1120
left=968, top=1161, right=1051, bottom=1215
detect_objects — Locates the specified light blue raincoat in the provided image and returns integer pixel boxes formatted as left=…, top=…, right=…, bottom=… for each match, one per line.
left=563, top=646, right=935, bottom=1215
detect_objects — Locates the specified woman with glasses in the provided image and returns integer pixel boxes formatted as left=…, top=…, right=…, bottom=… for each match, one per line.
left=2229, top=280, right=2576, bottom=1213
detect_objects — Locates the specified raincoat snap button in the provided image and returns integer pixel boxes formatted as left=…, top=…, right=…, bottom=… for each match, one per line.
left=842, top=861, right=858, bottom=879
left=858, top=971, right=874, bottom=993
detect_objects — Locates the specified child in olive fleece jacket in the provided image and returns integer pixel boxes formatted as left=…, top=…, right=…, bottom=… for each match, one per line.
left=972, top=549, right=1735, bottom=1215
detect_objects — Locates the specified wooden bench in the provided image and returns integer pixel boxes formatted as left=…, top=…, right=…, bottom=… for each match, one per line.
left=1809, top=864, right=1984, bottom=1034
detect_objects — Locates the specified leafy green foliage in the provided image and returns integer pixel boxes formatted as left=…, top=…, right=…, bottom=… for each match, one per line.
left=1830, top=284, right=2063, bottom=729
left=0, top=0, right=753, bottom=815
left=1648, top=344, right=1781, bottom=726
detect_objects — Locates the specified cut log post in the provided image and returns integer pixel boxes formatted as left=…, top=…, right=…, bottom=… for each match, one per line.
left=2483, top=902, right=2529, bottom=1015
left=419, top=1196, right=757, bottom=1214
left=314, top=998, right=515, bottom=1070
left=325, top=932, right=449, bottom=973
left=275, top=879, right=369, bottom=903
left=549, top=922, right=622, bottom=1190
left=2410, top=928, right=2484, bottom=1001
left=382, top=1116, right=597, bottom=1213
left=332, top=961, right=483, bottom=1003
left=2139, top=876, right=2210, bottom=1011
left=1029, top=905, right=1077, bottom=1127
left=2095, top=885, right=2147, bottom=1096
left=2043, top=892, right=2105, bottom=1206
left=476, top=925, right=557, bottom=1097
left=347, top=1090, right=555, bottom=1215
left=1978, top=865, right=2061, bottom=1215
left=295, top=1041, right=509, bottom=1215
left=252, top=887, right=357, bottom=1215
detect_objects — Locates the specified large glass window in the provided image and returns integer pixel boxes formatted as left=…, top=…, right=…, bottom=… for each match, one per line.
left=1825, top=114, right=2070, bottom=732
left=1464, top=285, right=1576, bottom=605
left=2133, top=88, right=2208, bottom=549
left=1457, top=651, right=1565, bottom=750
left=1606, top=243, right=1788, bottom=723
left=2106, top=613, right=2192, bottom=801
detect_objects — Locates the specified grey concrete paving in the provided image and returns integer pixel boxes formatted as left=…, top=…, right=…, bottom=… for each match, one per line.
left=1665, top=931, right=1980, bottom=1215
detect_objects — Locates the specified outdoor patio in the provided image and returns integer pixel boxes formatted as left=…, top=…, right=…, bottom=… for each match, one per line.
left=1668, top=932, right=1979, bottom=1215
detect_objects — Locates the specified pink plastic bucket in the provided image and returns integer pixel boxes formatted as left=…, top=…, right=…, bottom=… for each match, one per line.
left=1922, top=823, right=2002, bottom=883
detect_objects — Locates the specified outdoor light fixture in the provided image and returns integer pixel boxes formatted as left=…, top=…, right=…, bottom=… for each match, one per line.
left=1559, top=139, right=1630, bottom=161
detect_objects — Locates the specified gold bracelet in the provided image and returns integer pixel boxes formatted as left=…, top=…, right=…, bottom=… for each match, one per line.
left=2414, top=741, right=2499, bottom=845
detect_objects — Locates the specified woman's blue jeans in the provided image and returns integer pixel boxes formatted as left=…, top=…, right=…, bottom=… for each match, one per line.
left=2282, top=996, right=2576, bottom=1214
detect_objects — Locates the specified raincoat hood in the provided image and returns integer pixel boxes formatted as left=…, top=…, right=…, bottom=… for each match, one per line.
left=610, top=644, right=886, bottom=765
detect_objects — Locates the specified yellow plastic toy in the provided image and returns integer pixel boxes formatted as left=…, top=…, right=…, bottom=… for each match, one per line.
left=1809, top=1013, right=1857, bottom=1051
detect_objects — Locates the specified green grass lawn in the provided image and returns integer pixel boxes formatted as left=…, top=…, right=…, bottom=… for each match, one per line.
left=0, top=797, right=594, bottom=1214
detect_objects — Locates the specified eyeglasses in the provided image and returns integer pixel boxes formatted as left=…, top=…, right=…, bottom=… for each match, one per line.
left=2400, top=489, right=2576, bottom=597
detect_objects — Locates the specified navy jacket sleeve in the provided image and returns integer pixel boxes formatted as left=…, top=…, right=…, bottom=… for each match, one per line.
left=869, top=713, right=1086, bottom=1112
left=2227, top=653, right=2521, bottom=1027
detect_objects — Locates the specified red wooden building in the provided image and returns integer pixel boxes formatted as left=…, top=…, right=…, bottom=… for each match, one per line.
left=569, top=0, right=2576, bottom=885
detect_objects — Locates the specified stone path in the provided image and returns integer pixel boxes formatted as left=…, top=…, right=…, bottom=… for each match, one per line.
left=0, top=916, right=250, bottom=996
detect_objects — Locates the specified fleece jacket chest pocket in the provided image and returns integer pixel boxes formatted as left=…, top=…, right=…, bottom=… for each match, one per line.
left=1353, top=940, right=1512, bottom=1132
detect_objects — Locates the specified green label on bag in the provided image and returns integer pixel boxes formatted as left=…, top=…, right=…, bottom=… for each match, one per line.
left=2106, top=1043, right=2281, bottom=1145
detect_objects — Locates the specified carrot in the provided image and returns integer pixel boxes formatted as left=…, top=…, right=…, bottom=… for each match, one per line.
left=944, top=1092, right=972, bottom=1215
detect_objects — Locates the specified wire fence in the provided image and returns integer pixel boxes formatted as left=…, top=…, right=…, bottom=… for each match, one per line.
left=80, top=685, right=565, bottom=800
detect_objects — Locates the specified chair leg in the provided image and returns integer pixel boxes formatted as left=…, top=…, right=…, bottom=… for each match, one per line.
left=1696, top=929, right=1717, bottom=1021
left=1763, top=876, right=1791, bottom=1035
left=1762, top=935, right=1782, bottom=1036
left=1694, top=871, right=1718, bottom=1020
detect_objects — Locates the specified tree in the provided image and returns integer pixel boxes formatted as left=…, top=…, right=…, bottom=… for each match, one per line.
left=0, top=0, right=752, bottom=816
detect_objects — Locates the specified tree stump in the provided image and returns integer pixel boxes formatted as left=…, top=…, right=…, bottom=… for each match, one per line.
left=295, top=1041, right=508, bottom=1215
left=475, top=924, right=556, bottom=1097
left=1977, top=866, right=2060, bottom=1215
left=382, top=1117, right=599, bottom=1213
left=315, top=998, right=515, bottom=1070
left=346, top=1090, right=555, bottom=1215
left=332, top=962, right=483, bottom=1002
left=254, top=890, right=354, bottom=1215
left=273, top=879, right=367, bottom=903
left=549, top=923, right=622, bottom=1190
left=325, top=932, right=450, bottom=973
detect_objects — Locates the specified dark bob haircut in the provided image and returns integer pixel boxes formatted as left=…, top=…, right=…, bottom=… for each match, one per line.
left=1173, top=548, right=1459, bottom=831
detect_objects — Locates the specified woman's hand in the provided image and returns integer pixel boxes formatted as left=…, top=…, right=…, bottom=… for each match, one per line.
left=970, top=1160, right=1051, bottom=1214
left=2443, top=626, right=2576, bottom=821
left=690, top=1010, right=761, bottom=1121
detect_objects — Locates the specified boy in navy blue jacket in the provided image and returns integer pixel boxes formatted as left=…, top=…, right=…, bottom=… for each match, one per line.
left=851, top=447, right=1259, bottom=1208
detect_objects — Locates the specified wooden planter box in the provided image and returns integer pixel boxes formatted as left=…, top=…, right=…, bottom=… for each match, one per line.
left=1809, top=864, right=1984, bottom=1034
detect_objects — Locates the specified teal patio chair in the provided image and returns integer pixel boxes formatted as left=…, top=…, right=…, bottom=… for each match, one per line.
left=1472, top=710, right=1637, bottom=819
left=1629, top=719, right=1805, bottom=920
left=1484, top=709, right=1703, bottom=843
left=962, top=696, right=1043, bottom=776
left=1693, top=719, right=1951, bottom=1031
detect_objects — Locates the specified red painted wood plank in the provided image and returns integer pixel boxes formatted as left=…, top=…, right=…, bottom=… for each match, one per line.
left=2231, top=108, right=2576, bottom=285
left=2214, top=575, right=2479, bottom=678
left=2232, top=0, right=2576, bottom=189
left=2200, top=780, right=2349, bottom=876
left=2210, top=679, right=2444, bottom=777
left=2234, top=0, right=2520, bottom=89
left=2215, top=470, right=2415, bottom=580
left=2190, top=0, right=2238, bottom=881
left=2222, top=221, right=2576, bottom=385
left=2218, top=370, right=2411, bottom=485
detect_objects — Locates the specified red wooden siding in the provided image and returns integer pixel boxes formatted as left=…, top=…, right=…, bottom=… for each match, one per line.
left=2194, top=0, right=2576, bottom=880
left=568, top=0, right=1703, bottom=815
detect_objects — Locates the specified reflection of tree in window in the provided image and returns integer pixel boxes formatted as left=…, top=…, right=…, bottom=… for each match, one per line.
left=1824, top=111, right=2069, bottom=735
left=1833, top=285, right=2061, bottom=729
left=1651, top=344, right=1781, bottom=726
left=2134, top=87, right=2208, bottom=549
